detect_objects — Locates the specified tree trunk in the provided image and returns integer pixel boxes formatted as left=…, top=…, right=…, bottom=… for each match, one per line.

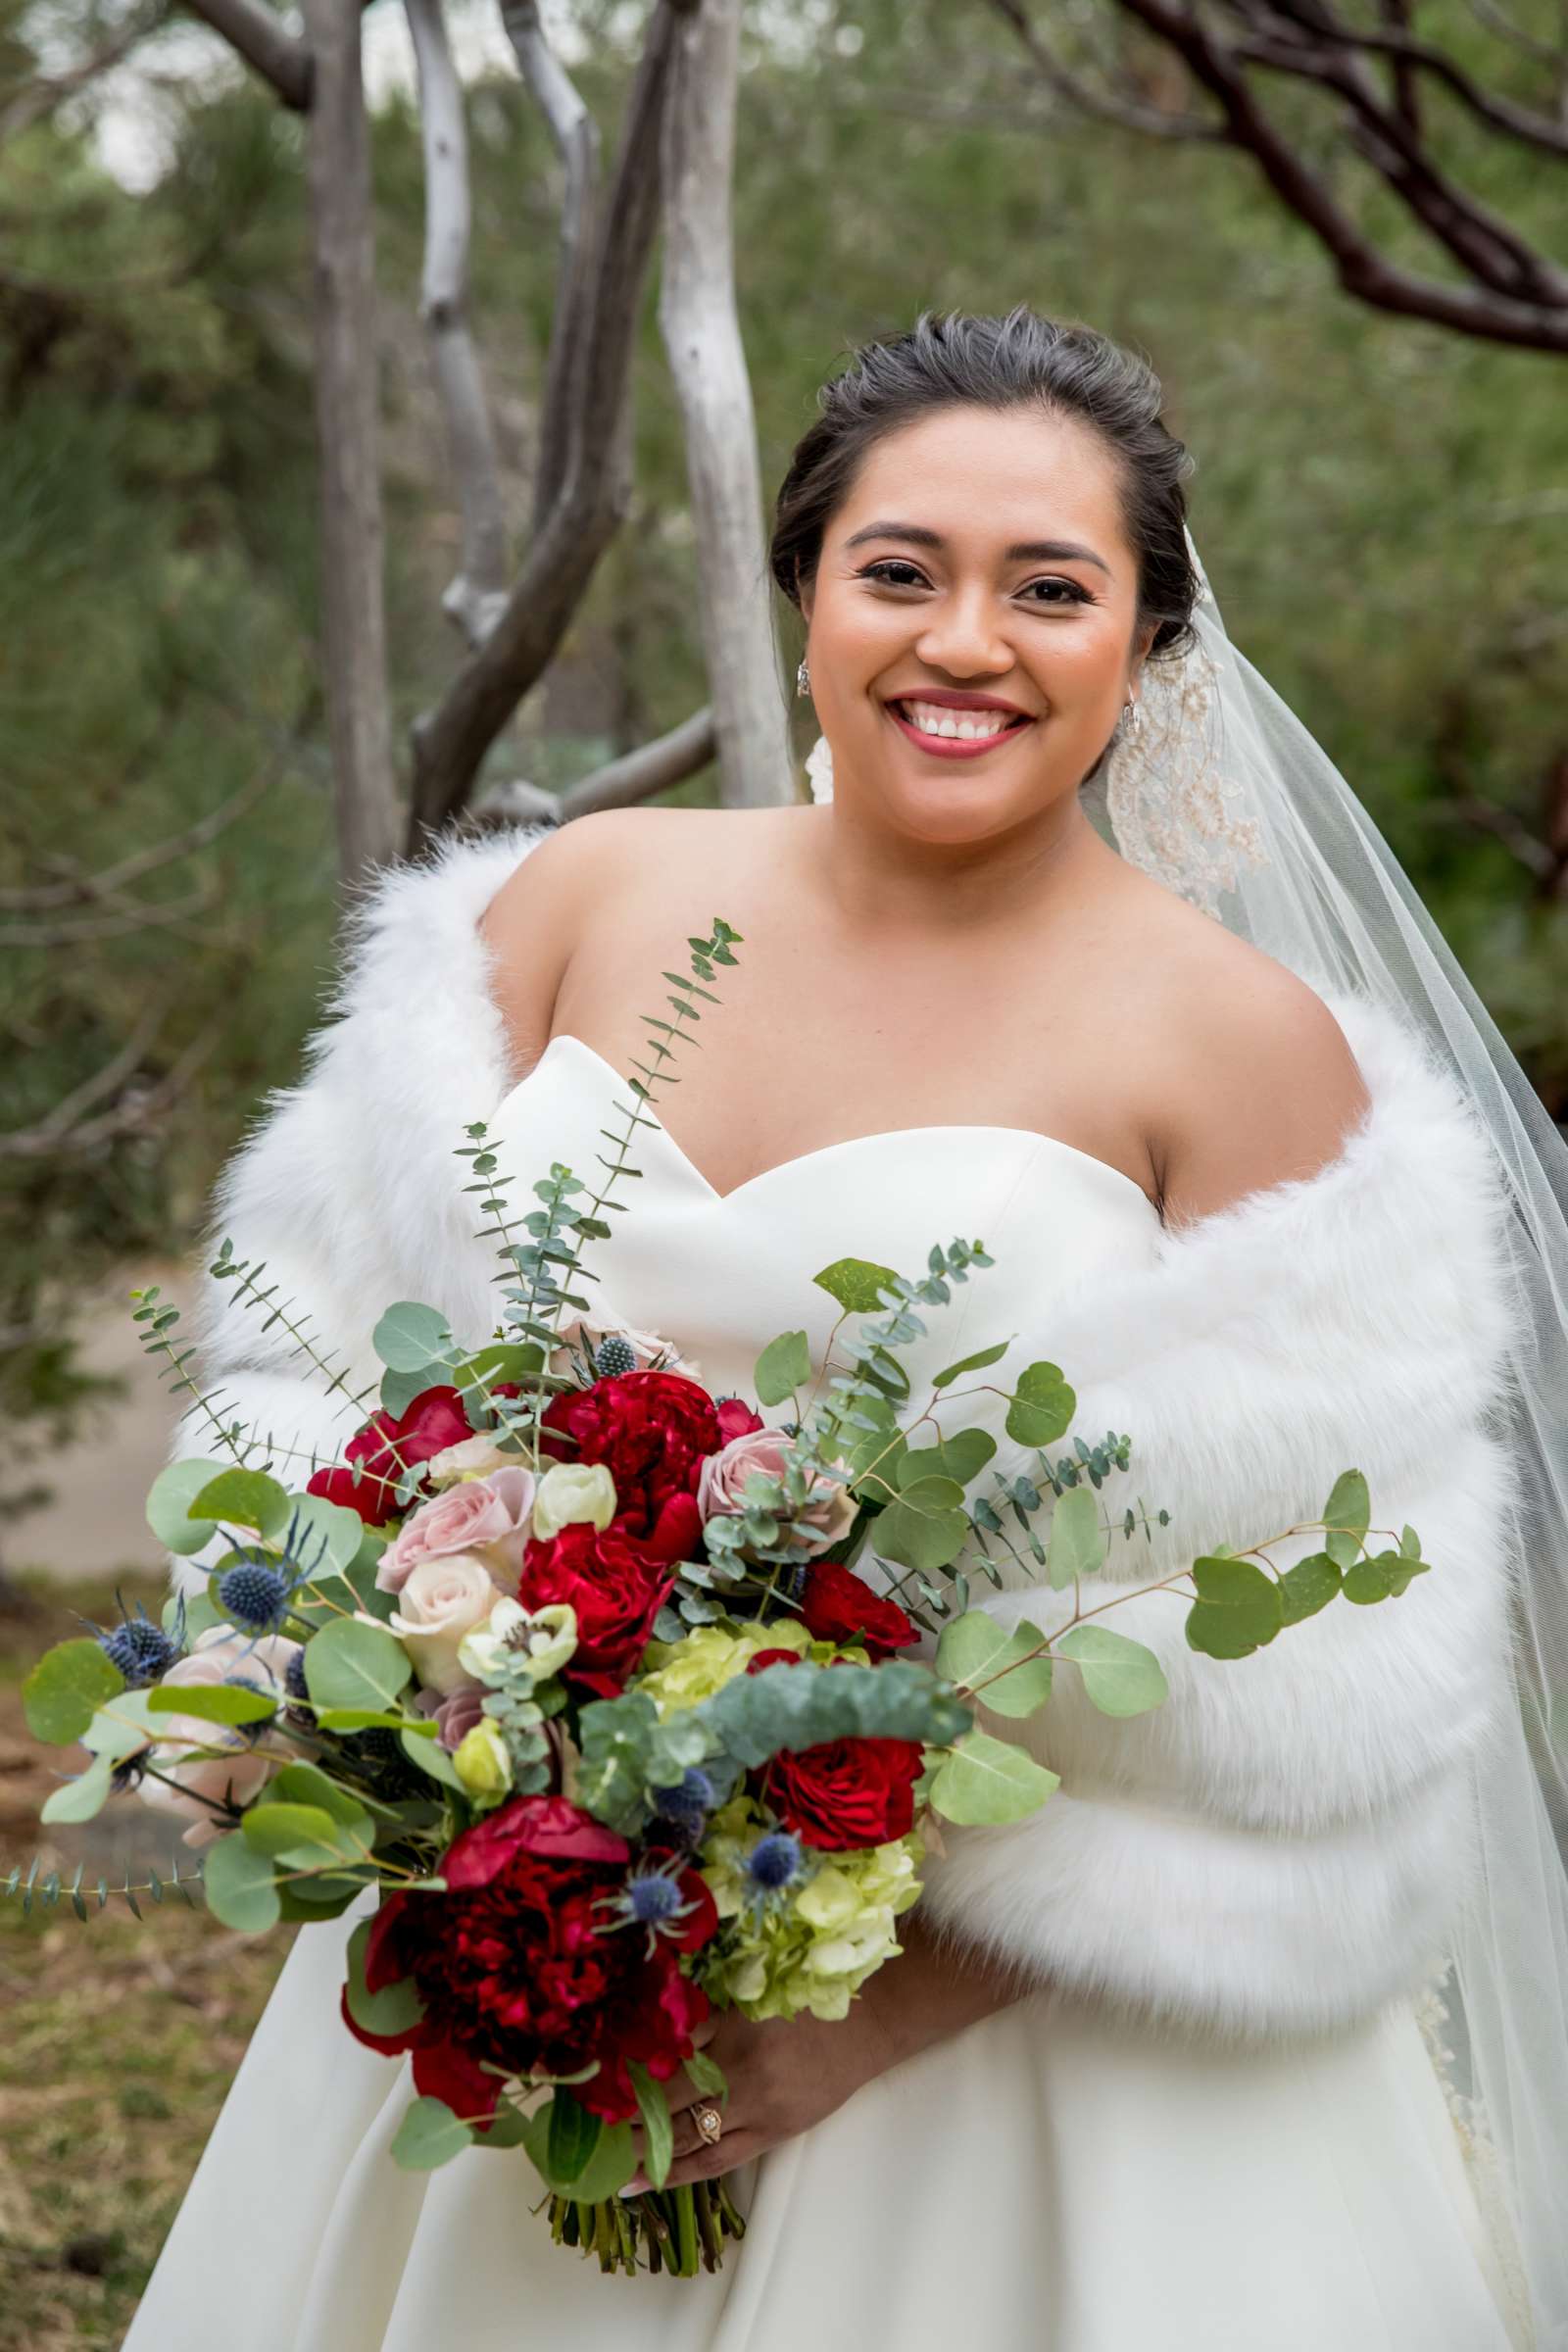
left=302, top=0, right=402, bottom=887
left=659, top=0, right=794, bottom=810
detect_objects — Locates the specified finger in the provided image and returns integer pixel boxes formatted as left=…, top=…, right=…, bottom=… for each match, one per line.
left=623, top=2098, right=733, bottom=2191
left=660, top=2132, right=760, bottom=2192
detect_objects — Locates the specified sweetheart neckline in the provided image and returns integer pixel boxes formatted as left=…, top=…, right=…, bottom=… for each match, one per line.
left=495, top=1033, right=1161, bottom=1220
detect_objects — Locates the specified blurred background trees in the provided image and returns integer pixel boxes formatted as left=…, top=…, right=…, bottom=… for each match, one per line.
left=2, top=0, right=1564, bottom=1579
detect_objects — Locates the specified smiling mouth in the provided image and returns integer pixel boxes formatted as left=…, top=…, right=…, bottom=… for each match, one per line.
left=885, top=699, right=1037, bottom=755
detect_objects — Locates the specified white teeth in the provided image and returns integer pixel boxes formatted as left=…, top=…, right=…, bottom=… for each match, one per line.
left=897, top=699, right=1019, bottom=741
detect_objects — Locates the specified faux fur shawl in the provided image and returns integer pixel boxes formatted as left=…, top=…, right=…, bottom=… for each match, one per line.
left=169, top=822, right=1527, bottom=2045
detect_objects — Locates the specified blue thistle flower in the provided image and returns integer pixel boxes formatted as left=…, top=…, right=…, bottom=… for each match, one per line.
left=746, top=1830, right=803, bottom=1893
left=97, top=1601, right=181, bottom=1689
left=593, top=1334, right=638, bottom=1379
left=652, top=1766, right=714, bottom=1839
left=218, top=1556, right=292, bottom=1631
left=285, top=1646, right=310, bottom=1702
left=626, top=1873, right=683, bottom=1926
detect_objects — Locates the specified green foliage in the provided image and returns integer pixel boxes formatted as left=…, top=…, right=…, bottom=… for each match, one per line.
left=23, top=1639, right=125, bottom=1744
left=391, top=2095, right=476, bottom=2171
left=927, top=1730, right=1060, bottom=1825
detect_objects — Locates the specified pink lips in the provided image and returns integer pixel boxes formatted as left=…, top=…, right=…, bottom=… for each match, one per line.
left=886, top=700, right=1035, bottom=760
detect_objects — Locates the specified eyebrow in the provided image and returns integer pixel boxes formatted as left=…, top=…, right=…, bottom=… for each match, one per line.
left=842, top=520, right=1111, bottom=576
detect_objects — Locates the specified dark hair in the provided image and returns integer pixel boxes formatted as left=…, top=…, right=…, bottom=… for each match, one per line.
left=768, top=305, right=1200, bottom=667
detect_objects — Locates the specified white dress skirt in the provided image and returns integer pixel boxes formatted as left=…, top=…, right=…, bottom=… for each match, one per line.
left=122, top=1034, right=1532, bottom=2351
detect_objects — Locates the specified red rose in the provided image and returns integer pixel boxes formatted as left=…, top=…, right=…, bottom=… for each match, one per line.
left=307, top=1384, right=474, bottom=1526
left=517, top=1520, right=676, bottom=1696
left=799, top=1559, right=916, bottom=1657
left=745, top=1646, right=808, bottom=1675
left=343, top=1796, right=715, bottom=2129
left=715, top=1396, right=766, bottom=1443
left=541, top=1371, right=720, bottom=1544
left=762, top=1736, right=922, bottom=1850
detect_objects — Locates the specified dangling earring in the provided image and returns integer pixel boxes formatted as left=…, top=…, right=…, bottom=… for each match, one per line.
left=797, top=657, right=811, bottom=700
left=1121, top=698, right=1143, bottom=734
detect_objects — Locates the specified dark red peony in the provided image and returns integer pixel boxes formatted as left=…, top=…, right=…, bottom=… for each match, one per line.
left=762, top=1735, right=922, bottom=1851
left=798, top=1558, right=916, bottom=1658
left=307, top=1385, right=475, bottom=1526
left=541, top=1371, right=721, bottom=1546
left=341, top=1795, right=716, bottom=2128
left=516, top=1520, right=679, bottom=1698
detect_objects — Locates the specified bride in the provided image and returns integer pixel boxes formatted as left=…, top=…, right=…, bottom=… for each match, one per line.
left=123, top=307, right=1568, bottom=2350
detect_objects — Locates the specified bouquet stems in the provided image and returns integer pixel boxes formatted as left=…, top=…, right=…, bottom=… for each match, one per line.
left=546, top=2180, right=747, bottom=2278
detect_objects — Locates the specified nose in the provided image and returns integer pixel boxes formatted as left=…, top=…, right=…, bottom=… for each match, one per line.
left=912, top=585, right=1016, bottom=681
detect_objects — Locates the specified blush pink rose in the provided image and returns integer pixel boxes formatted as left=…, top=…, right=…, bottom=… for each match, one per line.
left=377, top=1465, right=537, bottom=1596
left=696, top=1428, right=857, bottom=1553
left=136, top=1627, right=303, bottom=1851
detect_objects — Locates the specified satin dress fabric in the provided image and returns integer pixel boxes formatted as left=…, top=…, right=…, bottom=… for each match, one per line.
left=122, top=1035, right=1527, bottom=2352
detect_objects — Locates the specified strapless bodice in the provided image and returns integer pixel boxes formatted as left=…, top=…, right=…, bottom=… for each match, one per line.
left=493, top=1035, right=1163, bottom=1537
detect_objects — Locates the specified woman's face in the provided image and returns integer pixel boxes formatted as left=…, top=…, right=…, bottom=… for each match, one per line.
left=798, top=404, right=1157, bottom=846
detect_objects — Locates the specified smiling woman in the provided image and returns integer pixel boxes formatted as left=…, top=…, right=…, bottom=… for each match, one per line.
left=117, top=307, right=1568, bottom=2352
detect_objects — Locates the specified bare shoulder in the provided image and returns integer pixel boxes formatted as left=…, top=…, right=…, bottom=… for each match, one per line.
left=1139, top=903, right=1372, bottom=1230
left=476, top=806, right=802, bottom=1072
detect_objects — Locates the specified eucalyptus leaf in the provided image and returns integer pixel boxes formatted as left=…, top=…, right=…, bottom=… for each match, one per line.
left=1185, top=1555, right=1284, bottom=1660
left=373, top=1300, right=457, bottom=1373
left=147, top=1458, right=224, bottom=1556
left=305, top=1616, right=413, bottom=1712
left=23, top=1640, right=125, bottom=1746
left=280, top=1493, right=366, bottom=1580
left=81, top=1689, right=162, bottom=1762
left=754, top=1329, right=811, bottom=1406
left=1045, top=1487, right=1104, bottom=1590
left=147, top=1683, right=277, bottom=1728
left=390, top=2096, right=475, bottom=2171
left=813, top=1257, right=899, bottom=1315
left=1277, top=1551, right=1343, bottom=1626
left=898, top=1430, right=997, bottom=1489
left=40, top=1750, right=116, bottom=1825
left=188, top=1467, right=291, bottom=1538
left=936, top=1612, right=1053, bottom=1718
left=931, top=1340, right=1011, bottom=1391
left=928, top=1730, right=1059, bottom=1825
left=1322, top=1468, right=1371, bottom=1567
left=1004, top=1361, right=1076, bottom=1449
left=697, top=1658, right=969, bottom=1768
left=241, top=1801, right=353, bottom=1862
left=201, top=1831, right=281, bottom=1932
left=345, top=1917, right=425, bottom=2037
left=876, top=1476, right=969, bottom=1575
left=1055, top=1624, right=1168, bottom=1716
left=270, top=1761, right=374, bottom=1835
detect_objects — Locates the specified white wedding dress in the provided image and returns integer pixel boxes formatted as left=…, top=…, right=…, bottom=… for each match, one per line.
left=123, top=1033, right=1528, bottom=2352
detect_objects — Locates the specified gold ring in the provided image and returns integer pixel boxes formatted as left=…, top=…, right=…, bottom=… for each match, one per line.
left=693, top=2102, right=723, bottom=2146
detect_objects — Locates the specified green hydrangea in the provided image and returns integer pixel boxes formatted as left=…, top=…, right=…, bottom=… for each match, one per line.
left=697, top=1794, right=922, bottom=2023
left=636, top=1619, right=810, bottom=1716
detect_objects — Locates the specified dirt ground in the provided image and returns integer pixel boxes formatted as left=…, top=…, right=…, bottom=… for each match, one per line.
left=0, top=1569, right=292, bottom=2351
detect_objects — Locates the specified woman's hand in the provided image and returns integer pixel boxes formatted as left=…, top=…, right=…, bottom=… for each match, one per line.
left=621, top=1913, right=1027, bottom=2193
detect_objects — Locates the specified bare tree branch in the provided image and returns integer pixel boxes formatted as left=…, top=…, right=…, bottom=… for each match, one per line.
left=407, top=0, right=700, bottom=847
left=405, top=0, right=510, bottom=644
left=465, top=703, right=718, bottom=832
left=0, top=1014, right=225, bottom=1161
left=301, top=0, right=402, bottom=884
left=987, top=0, right=1228, bottom=135
left=990, top=0, right=1568, bottom=353
left=1233, top=5, right=1568, bottom=156
left=181, top=0, right=313, bottom=111
left=0, top=1, right=165, bottom=147
left=0, top=759, right=280, bottom=914
left=659, top=0, right=792, bottom=810
left=500, top=0, right=606, bottom=538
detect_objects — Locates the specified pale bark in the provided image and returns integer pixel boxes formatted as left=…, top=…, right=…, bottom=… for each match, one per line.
left=405, top=0, right=510, bottom=645
left=407, top=0, right=698, bottom=846
left=658, top=0, right=792, bottom=810
left=301, top=0, right=402, bottom=885
left=500, top=0, right=604, bottom=537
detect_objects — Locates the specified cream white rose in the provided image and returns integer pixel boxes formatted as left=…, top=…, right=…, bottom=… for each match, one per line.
left=531, top=1461, right=617, bottom=1544
left=387, top=1553, right=505, bottom=1695
left=426, top=1431, right=520, bottom=1487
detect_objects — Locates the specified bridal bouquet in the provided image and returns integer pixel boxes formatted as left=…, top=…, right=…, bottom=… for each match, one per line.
left=19, top=916, right=1436, bottom=2278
